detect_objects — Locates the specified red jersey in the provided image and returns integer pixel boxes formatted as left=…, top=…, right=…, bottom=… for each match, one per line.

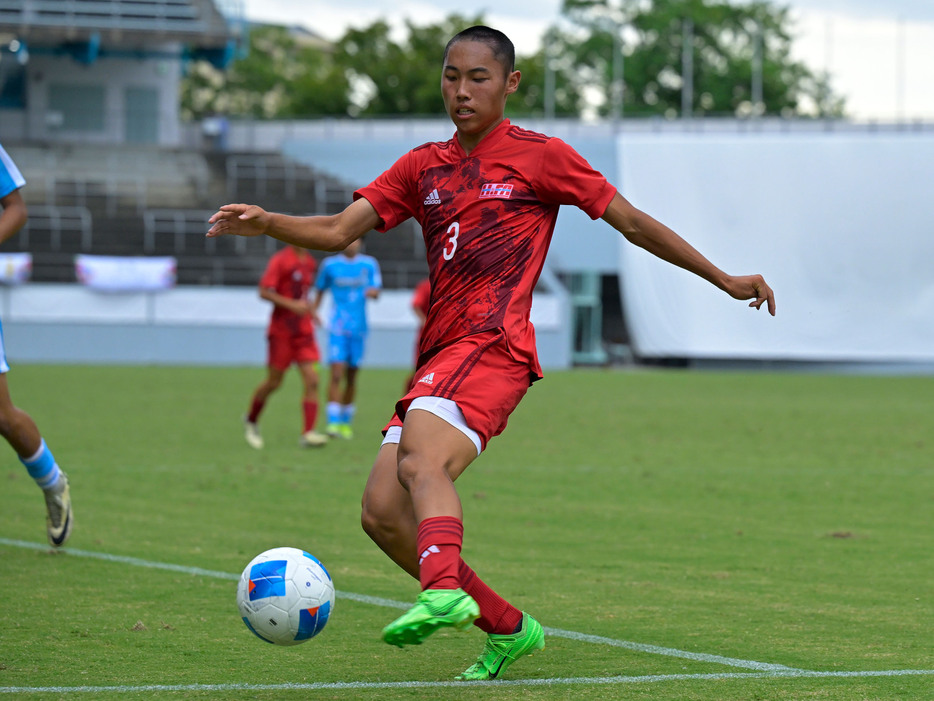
left=356, top=119, right=616, bottom=377
left=259, top=246, right=317, bottom=337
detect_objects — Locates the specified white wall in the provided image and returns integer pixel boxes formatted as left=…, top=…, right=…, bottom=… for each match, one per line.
left=0, top=283, right=571, bottom=368
left=617, top=131, right=934, bottom=363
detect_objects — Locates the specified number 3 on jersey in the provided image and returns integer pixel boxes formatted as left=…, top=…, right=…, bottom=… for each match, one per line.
left=443, top=222, right=459, bottom=261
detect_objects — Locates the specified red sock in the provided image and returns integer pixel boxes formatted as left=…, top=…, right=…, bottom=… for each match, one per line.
left=458, top=560, right=523, bottom=634
left=302, top=400, right=319, bottom=433
left=416, top=516, right=463, bottom=590
left=247, top=398, right=265, bottom=424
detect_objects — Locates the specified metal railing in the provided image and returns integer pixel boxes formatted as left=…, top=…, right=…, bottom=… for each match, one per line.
left=17, top=204, right=93, bottom=251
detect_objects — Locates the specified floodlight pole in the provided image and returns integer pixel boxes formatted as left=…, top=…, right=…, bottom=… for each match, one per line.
left=752, top=22, right=764, bottom=117
left=682, top=17, right=694, bottom=119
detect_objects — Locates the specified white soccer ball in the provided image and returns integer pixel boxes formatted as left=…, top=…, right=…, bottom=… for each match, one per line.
left=236, top=547, right=335, bottom=645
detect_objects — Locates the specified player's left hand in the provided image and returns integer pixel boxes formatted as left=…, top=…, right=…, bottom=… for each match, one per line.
left=726, top=274, right=776, bottom=316
left=207, top=204, right=270, bottom=238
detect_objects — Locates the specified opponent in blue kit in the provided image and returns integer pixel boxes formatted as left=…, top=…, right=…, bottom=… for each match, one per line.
left=0, top=143, right=73, bottom=546
left=312, top=238, right=382, bottom=439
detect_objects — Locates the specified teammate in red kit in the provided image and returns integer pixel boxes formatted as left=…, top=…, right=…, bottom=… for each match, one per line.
left=404, top=277, right=431, bottom=392
left=243, top=244, right=328, bottom=449
left=209, top=25, right=775, bottom=680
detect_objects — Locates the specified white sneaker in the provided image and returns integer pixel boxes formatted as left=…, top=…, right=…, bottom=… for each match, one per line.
left=243, top=417, right=263, bottom=449
left=299, top=430, right=328, bottom=448
left=44, top=474, right=73, bottom=548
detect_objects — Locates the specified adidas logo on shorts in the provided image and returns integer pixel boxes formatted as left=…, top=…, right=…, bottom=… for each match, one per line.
left=418, top=372, right=435, bottom=385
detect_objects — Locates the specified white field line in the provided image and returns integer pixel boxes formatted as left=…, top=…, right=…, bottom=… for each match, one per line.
left=2, top=538, right=793, bottom=671
left=3, top=670, right=934, bottom=695
left=4, top=537, right=932, bottom=694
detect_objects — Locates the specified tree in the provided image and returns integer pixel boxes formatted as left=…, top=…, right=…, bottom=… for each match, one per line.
left=180, top=7, right=844, bottom=120
left=334, top=15, right=486, bottom=117
left=180, top=25, right=350, bottom=120
left=560, top=0, right=845, bottom=118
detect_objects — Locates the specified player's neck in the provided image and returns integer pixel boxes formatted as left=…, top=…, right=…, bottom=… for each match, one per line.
left=457, top=117, right=506, bottom=155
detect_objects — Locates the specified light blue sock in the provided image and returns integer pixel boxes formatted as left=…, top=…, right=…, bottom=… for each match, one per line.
left=20, top=439, right=62, bottom=492
left=327, top=402, right=342, bottom=425
left=342, top=404, right=356, bottom=425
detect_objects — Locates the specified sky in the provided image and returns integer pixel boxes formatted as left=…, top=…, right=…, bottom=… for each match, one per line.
left=240, top=1, right=934, bottom=121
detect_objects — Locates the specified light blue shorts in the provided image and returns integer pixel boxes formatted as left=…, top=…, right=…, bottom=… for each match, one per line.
left=327, top=332, right=365, bottom=368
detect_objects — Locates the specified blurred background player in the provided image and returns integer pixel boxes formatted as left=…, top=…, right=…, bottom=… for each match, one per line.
left=404, top=277, right=431, bottom=392
left=311, top=238, right=382, bottom=439
left=244, top=244, right=328, bottom=449
left=0, top=142, right=73, bottom=546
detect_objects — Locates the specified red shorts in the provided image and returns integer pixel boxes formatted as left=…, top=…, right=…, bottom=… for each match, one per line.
left=267, top=332, right=320, bottom=371
left=384, top=329, right=533, bottom=450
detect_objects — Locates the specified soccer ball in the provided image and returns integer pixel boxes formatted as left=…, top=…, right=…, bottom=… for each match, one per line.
left=236, top=547, right=335, bottom=645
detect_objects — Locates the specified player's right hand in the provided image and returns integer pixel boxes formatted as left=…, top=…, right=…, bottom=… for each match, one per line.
left=207, top=204, right=270, bottom=238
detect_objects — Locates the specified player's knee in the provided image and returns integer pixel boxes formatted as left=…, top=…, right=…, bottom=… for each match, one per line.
left=395, top=451, right=442, bottom=492
left=360, top=498, right=395, bottom=544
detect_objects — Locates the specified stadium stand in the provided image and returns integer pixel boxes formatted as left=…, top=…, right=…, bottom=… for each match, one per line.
left=4, top=143, right=426, bottom=286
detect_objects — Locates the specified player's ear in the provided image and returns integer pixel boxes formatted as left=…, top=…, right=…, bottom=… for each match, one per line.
left=505, top=69, right=520, bottom=96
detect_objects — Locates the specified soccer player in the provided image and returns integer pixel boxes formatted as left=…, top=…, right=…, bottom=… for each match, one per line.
left=208, top=25, right=775, bottom=680
left=0, top=142, right=73, bottom=547
left=311, top=238, right=382, bottom=440
left=244, top=244, right=328, bottom=449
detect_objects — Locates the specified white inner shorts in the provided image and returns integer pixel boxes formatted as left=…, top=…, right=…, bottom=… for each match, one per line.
left=380, top=396, right=482, bottom=456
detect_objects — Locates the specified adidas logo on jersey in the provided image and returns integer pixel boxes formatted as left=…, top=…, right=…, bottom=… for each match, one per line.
left=423, top=189, right=441, bottom=205
left=417, top=372, right=435, bottom=385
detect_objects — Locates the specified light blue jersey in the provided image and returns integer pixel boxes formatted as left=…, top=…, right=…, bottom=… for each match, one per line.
left=316, top=253, right=382, bottom=336
left=0, top=144, right=26, bottom=199
left=0, top=144, right=24, bottom=374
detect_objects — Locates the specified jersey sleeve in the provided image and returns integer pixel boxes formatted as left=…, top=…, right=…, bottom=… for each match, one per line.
left=258, top=253, right=281, bottom=289
left=314, top=258, right=331, bottom=291
left=533, top=138, right=617, bottom=219
left=0, top=145, right=27, bottom=199
left=367, top=257, right=383, bottom=290
left=353, top=150, right=419, bottom=232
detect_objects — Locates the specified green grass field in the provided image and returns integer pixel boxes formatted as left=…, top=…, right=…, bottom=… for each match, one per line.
left=1, top=364, right=931, bottom=700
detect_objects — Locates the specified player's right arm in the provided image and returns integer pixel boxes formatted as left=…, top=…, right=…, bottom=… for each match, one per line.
left=207, top=197, right=380, bottom=252
left=260, top=286, right=310, bottom=316
left=0, top=189, right=28, bottom=245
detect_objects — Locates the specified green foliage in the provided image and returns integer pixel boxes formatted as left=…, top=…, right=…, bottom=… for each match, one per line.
left=561, top=0, right=844, bottom=117
left=180, top=25, right=351, bottom=119
left=335, top=15, right=486, bottom=117
left=180, top=4, right=845, bottom=121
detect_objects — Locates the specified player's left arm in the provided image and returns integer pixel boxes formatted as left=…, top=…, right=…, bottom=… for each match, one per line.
left=601, top=192, right=775, bottom=315
left=365, top=259, right=382, bottom=299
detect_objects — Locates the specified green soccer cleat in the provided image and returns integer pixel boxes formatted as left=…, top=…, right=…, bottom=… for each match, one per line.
left=338, top=423, right=353, bottom=440
left=325, top=422, right=342, bottom=438
left=382, top=589, right=479, bottom=647
left=456, top=612, right=545, bottom=681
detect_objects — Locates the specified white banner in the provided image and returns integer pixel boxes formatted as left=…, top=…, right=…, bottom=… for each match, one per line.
left=0, top=253, right=32, bottom=285
left=75, top=255, right=176, bottom=292
left=618, top=132, right=934, bottom=362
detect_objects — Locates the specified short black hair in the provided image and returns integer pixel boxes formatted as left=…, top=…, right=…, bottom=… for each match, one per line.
left=443, top=25, right=515, bottom=75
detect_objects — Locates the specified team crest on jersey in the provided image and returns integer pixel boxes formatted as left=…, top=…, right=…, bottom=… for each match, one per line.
left=479, top=183, right=513, bottom=200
